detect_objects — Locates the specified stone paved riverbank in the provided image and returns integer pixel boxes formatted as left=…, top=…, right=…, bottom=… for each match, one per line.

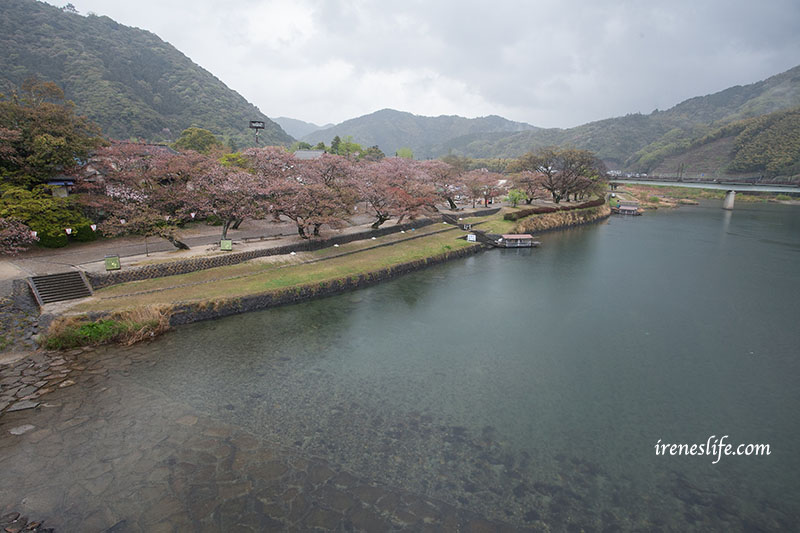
left=0, top=349, right=82, bottom=416
left=1, top=344, right=529, bottom=531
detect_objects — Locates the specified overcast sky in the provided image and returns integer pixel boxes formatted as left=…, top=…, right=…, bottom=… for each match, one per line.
left=64, top=0, right=800, bottom=129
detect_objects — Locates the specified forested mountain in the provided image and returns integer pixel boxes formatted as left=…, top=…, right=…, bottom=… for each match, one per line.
left=301, top=108, right=538, bottom=159
left=648, top=106, right=800, bottom=179
left=0, top=0, right=292, bottom=148
left=272, top=117, right=332, bottom=139
left=436, top=65, right=800, bottom=172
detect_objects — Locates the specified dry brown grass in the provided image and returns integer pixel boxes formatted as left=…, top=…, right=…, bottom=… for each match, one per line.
left=44, top=305, right=173, bottom=349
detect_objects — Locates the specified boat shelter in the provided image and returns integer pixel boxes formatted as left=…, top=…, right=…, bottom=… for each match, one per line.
left=618, top=205, right=640, bottom=215
left=499, top=234, right=536, bottom=247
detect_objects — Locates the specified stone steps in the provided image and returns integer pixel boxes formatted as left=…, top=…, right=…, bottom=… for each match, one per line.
left=28, top=271, right=92, bottom=306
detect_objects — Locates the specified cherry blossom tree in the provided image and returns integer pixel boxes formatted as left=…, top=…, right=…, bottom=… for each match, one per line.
left=249, top=151, right=357, bottom=239
left=463, top=169, right=505, bottom=208
left=420, top=159, right=463, bottom=210
left=515, top=147, right=606, bottom=203
left=356, top=158, right=437, bottom=228
left=74, top=143, right=211, bottom=248
left=512, top=170, right=544, bottom=204
left=0, top=217, right=37, bottom=255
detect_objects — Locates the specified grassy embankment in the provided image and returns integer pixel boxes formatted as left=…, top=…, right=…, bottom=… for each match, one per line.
left=66, top=223, right=472, bottom=314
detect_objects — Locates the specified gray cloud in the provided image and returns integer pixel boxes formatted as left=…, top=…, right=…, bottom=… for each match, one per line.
left=69, top=0, right=800, bottom=128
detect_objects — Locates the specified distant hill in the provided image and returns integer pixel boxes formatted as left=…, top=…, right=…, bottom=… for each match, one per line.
left=301, top=108, right=538, bottom=158
left=0, top=0, right=293, bottom=148
left=437, top=65, right=800, bottom=171
left=273, top=117, right=332, bottom=139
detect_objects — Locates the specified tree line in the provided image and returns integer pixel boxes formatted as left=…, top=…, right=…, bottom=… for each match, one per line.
left=1, top=80, right=607, bottom=254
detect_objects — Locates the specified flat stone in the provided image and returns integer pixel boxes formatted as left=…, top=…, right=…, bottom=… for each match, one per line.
left=6, top=400, right=39, bottom=412
left=175, top=415, right=198, bottom=426
left=9, top=424, right=36, bottom=435
left=15, top=386, right=38, bottom=397
left=58, top=379, right=76, bottom=388
left=307, top=461, right=335, bottom=485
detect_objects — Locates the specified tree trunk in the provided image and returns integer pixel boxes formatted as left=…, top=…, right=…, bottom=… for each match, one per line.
left=231, top=218, right=243, bottom=230
left=313, top=223, right=322, bottom=236
left=525, top=198, right=534, bottom=204
left=164, top=235, right=190, bottom=250
left=447, top=197, right=458, bottom=210
left=221, top=218, right=233, bottom=240
left=297, top=225, right=308, bottom=239
left=371, top=215, right=389, bottom=229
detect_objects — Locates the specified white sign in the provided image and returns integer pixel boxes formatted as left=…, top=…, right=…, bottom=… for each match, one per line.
left=467, top=234, right=476, bottom=242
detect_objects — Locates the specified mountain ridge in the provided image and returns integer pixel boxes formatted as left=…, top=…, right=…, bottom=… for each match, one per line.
left=301, top=108, right=538, bottom=158
left=298, top=66, right=800, bottom=171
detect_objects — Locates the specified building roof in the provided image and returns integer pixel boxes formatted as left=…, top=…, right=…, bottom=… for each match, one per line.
left=501, top=234, right=534, bottom=239
left=294, top=149, right=325, bottom=160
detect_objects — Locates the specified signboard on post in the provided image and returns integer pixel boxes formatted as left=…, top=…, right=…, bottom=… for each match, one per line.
left=105, top=255, right=121, bottom=271
left=249, top=120, right=265, bottom=145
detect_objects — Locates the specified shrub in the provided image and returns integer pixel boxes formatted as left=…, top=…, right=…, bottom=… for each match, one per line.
left=648, top=196, right=661, bottom=203
left=503, top=197, right=605, bottom=220
left=776, top=194, right=792, bottom=201
left=37, top=231, right=69, bottom=248
left=71, top=223, right=99, bottom=242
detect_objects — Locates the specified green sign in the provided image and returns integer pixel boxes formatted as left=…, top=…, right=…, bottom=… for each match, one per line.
left=104, top=255, right=121, bottom=271
left=220, top=239, right=233, bottom=251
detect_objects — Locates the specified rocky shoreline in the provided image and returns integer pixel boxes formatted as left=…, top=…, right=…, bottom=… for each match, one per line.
left=0, top=511, right=54, bottom=532
left=0, top=349, right=84, bottom=416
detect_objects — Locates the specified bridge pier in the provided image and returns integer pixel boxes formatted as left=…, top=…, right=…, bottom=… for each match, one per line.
left=723, top=190, right=736, bottom=210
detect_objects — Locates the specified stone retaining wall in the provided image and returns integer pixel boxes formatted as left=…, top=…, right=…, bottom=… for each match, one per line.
left=168, top=245, right=485, bottom=326
left=515, top=205, right=611, bottom=234
left=87, top=219, right=437, bottom=290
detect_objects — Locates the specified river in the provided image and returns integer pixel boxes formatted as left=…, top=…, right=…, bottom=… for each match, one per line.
left=2, top=201, right=799, bottom=531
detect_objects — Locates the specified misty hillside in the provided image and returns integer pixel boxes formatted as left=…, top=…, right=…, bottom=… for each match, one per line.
left=0, top=0, right=292, bottom=148
left=301, top=108, right=538, bottom=158
left=438, top=65, right=800, bottom=170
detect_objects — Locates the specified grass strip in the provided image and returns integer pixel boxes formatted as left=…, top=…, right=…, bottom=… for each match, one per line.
left=73, top=230, right=476, bottom=313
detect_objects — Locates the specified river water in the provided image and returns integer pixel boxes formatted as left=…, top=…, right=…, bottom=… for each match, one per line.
left=2, top=201, right=799, bottom=531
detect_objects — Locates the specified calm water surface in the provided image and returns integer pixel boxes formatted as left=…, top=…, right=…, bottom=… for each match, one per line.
left=2, top=201, right=799, bottom=531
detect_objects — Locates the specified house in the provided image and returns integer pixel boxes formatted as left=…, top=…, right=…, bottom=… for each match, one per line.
left=46, top=176, right=75, bottom=197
